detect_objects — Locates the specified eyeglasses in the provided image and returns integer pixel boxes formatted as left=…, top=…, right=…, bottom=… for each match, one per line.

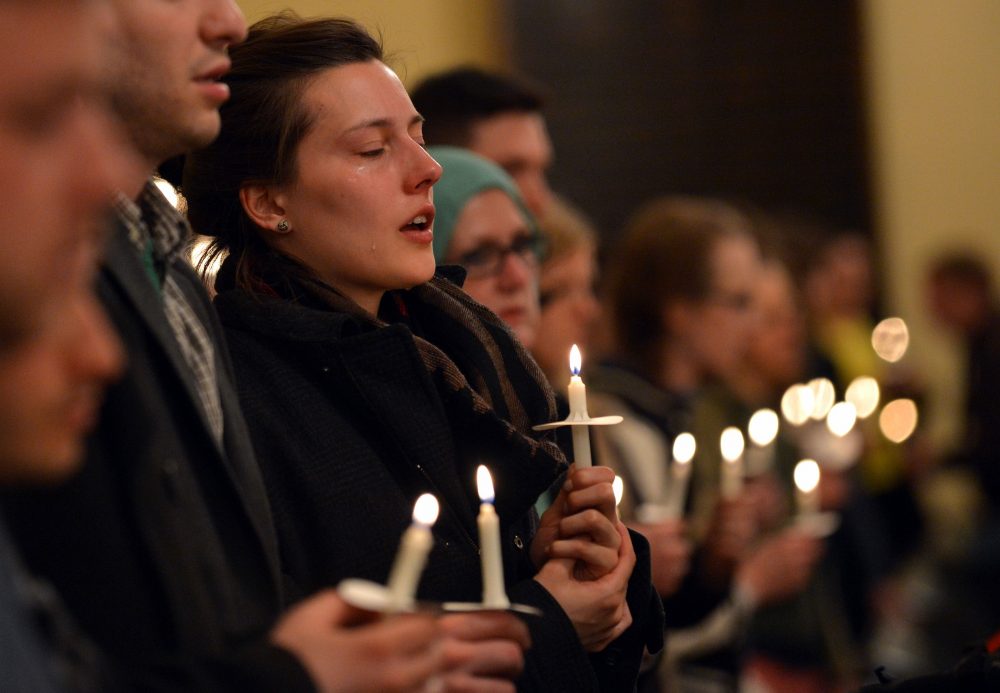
left=454, top=233, right=543, bottom=279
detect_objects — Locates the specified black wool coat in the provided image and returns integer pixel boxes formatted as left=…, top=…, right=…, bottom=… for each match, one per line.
left=215, top=269, right=661, bottom=692
left=2, top=225, right=314, bottom=692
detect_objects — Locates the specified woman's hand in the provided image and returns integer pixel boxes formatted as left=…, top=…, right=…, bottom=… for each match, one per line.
left=270, top=590, right=444, bottom=693
left=435, top=611, right=531, bottom=692
left=531, top=466, right=622, bottom=579
left=533, top=522, right=635, bottom=652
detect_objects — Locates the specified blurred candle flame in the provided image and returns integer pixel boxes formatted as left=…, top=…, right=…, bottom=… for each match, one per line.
left=476, top=465, right=495, bottom=504
left=413, top=493, right=440, bottom=526
left=672, top=432, right=696, bottom=465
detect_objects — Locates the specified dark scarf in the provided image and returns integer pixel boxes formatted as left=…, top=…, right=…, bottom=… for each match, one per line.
left=218, top=254, right=567, bottom=517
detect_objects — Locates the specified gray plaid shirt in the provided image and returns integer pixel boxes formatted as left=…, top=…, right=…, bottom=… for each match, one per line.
left=114, top=182, right=225, bottom=444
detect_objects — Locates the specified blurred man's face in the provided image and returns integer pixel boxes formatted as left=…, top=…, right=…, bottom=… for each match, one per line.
left=0, top=0, right=131, bottom=479
left=468, top=112, right=554, bottom=219
left=0, top=0, right=134, bottom=344
left=107, top=0, right=246, bottom=166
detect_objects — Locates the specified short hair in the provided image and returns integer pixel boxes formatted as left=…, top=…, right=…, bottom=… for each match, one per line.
left=183, top=13, right=383, bottom=292
left=410, top=67, right=545, bottom=147
left=605, top=196, right=753, bottom=374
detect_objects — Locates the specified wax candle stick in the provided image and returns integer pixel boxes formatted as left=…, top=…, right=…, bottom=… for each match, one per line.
left=386, top=493, right=439, bottom=611
left=793, top=459, right=821, bottom=517
left=747, top=408, right=779, bottom=476
left=567, top=344, right=592, bottom=468
left=476, top=466, right=510, bottom=608
left=664, top=433, right=695, bottom=519
left=720, top=427, right=745, bottom=500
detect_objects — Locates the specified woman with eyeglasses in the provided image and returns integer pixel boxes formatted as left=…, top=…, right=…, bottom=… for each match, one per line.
left=428, top=146, right=546, bottom=350
left=183, top=15, right=661, bottom=692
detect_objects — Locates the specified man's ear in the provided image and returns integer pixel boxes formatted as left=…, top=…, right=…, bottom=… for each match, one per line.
left=240, top=184, right=288, bottom=235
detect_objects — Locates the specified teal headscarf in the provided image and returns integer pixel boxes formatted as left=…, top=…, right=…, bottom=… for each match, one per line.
left=428, top=146, right=539, bottom=263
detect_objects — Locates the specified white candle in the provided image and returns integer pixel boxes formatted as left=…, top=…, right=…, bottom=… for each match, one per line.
left=567, top=344, right=592, bottom=468
left=793, top=459, right=821, bottom=516
left=720, top=427, right=745, bottom=500
left=386, top=493, right=439, bottom=611
left=747, top=408, right=779, bottom=475
left=476, top=466, right=510, bottom=608
left=665, top=433, right=695, bottom=518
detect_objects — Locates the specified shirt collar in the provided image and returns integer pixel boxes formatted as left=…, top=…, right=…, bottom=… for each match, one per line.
left=114, top=179, right=190, bottom=262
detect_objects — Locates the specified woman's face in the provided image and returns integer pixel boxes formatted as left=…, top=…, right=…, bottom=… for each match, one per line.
left=445, top=189, right=541, bottom=347
left=533, top=244, right=601, bottom=387
left=745, top=265, right=806, bottom=391
left=682, top=235, right=761, bottom=379
left=269, top=61, right=441, bottom=313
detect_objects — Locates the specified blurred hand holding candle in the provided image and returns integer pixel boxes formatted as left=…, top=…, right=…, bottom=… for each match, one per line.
left=386, top=493, right=439, bottom=611
left=793, top=459, right=821, bottom=517
left=746, top=409, right=779, bottom=476
left=477, top=466, right=510, bottom=609
left=567, top=344, right=592, bottom=468
left=720, top=427, right=745, bottom=500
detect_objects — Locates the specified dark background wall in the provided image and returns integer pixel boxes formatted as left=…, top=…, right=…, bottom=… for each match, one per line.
left=508, top=0, right=872, bottom=237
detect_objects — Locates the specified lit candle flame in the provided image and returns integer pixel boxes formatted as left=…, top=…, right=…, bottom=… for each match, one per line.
left=613, top=476, right=624, bottom=506
left=808, top=378, right=836, bottom=420
left=720, top=427, right=745, bottom=462
left=845, top=376, right=880, bottom=419
left=781, top=383, right=816, bottom=425
left=672, top=432, right=696, bottom=465
left=872, top=317, right=910, bottom=363
left=476, top=465, right=495, bottom=504
left=413, top=493, right=440, bottom=526
left=794, top=459, right=821, bottom=494
left=826, top=401, right=858, bottom=437
left=569, top=344, right=582, bottom=376
left=748, top=409, right=779, bottom=447
left=879, top=398, right=918, bottom=443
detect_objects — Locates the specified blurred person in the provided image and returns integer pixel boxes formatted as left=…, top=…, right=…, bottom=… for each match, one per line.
left=2, top=3, right=520, bottom=692
left=532, top=194, right=603, bottom=391
left=412, top=67, right=554, bottom=217
left=708, top=259, right=873, bottom=691
left=183, top=23, right=658, bottom=693
left=926, top=253, right=1000, bottom=508
left=428, top=146, right=544, bottom=348
left=802, top=232, right=922, bottom=574
left=0, top=1, right=133, bottom=689
left=590, top=196, right=824, bottom=692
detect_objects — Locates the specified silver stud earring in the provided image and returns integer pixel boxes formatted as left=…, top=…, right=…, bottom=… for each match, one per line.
left=276, top=219, right=290, bottom=234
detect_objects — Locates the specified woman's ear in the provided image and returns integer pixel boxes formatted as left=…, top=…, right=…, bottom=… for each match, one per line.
left=239, top=184, right=288, bottom=235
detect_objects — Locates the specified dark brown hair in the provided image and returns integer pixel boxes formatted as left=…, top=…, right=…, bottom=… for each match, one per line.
left=605, top=196, right=752, bottom=375
left=410, top=67, right=546, bottom=147
left=182, top=13, right=383, bottom=291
